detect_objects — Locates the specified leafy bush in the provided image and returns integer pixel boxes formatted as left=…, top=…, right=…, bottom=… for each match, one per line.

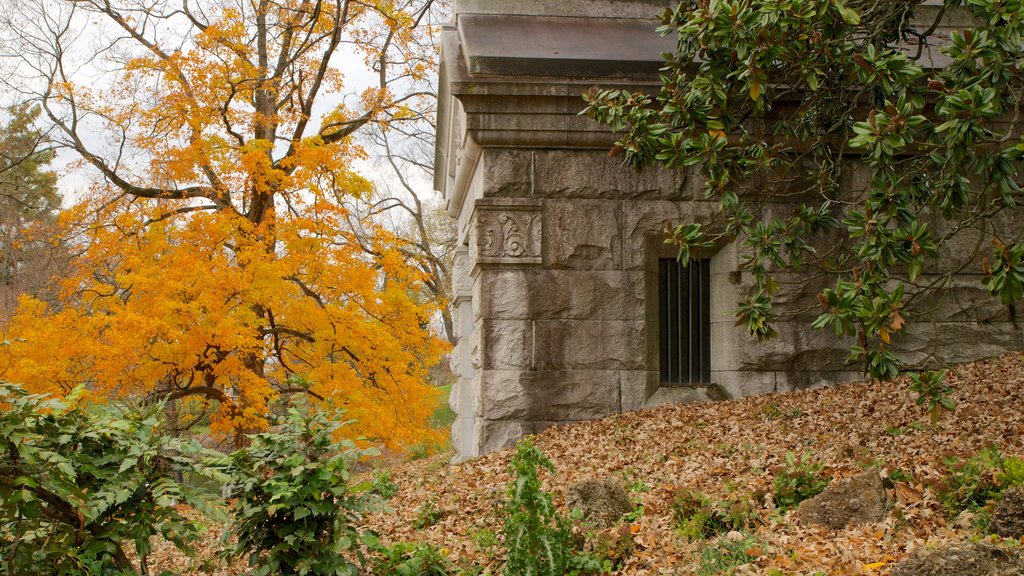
left=0, top=382, right=223, bottom=575
left=501, top=437, right=607, bottom=576
left=224, top=407, right=378, bottom=576
left=772, top=451, right=828, bottom=512
left=371, top=541, right=458, bottom=576
left=697, top=533, right=761, bottom=576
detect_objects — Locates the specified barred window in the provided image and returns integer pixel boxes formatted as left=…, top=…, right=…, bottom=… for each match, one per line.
left=658, top=257, right=711, bottom=385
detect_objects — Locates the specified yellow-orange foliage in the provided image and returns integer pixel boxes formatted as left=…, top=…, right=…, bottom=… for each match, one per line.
left=1, top=0, right=447, bottom=448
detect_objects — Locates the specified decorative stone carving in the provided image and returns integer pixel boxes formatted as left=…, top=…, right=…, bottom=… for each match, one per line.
left=472, top=199, right=543, bottom=267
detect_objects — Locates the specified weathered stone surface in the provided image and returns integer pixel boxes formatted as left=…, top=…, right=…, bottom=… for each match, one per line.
left=533, top=150, right=690, bottom=200
left=478, top=320, right=646, bottom=371
left=622, top=200, right=721, bottom=270
left=713, top=370, right=862, bottom=398
left=565, top=478, right=634, bottom=528
left=895, top=322, right=1024, bottom=367
left=477, top=270, right=644, bottom=321
left=476, top=419, right=532, bottom=454
left=890, top=543, right=1024, bottom=576
left=907, top=276, right=1011, bottom=324
left=478, top=369, right=620, bottom=421
left=543, top=199, right=622, bottom=270
left=534, top=320, right=645, bottom=371
left=619, top=370, right=652, bottom=412
left=456, top=0, right=674, bottom=19
left=795, top=471, right=887, bottom=529
left=472, top=199, right=543, bottom=267
left=711, top=321, right=849, bottom=373
left=990, top=486, right=1024, bottom=539
left=480, top=149, right=531, bottom=198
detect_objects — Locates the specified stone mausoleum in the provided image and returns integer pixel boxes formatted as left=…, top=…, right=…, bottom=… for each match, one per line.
left=436, top=0, right=1024, bottom=460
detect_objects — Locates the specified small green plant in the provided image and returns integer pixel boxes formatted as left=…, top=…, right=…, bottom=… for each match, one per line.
left=371, top=541, right=458, bottom=576
left=697, top=533, right=761, bottom=576
left=908, top=369, right=955, bottom=423
left=371, top=470, right=400, bottom=500
left=472, top=528, right=499, bottom=556
left=772, top=451, right=828, bottom=511
left=937, top=446, right=1024, bottom=524
left=413, top=499, right=443, bottom=529
left=1000, top=456, right=1024, bottom=488
left=224, top=407, right=378, bottom=576
left=501, top=437, right=607, bottom=576
left=670, top=489, right=754, bottom=541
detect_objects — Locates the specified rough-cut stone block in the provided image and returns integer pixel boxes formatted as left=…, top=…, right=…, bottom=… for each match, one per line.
left=712, top=370, right=862, bottom=398
left=622, top=200, right=721, bottom=270
left=907, top=276, right=1011, bottom=323
left=478, top=369, right=620, bottom=421
left=543, top=199, right=622, bottom=270
left=644, top=384, right=728, bottom=408
left=480, top=148, right=531, bottom=197
left=796, top=470, right=888, bottom=529
left=896, top=322, right=1024, bottom=367
left=477, top=320, right=533, bottom=370
left=534, top=320, right=646, bottom=371
left=711, top=321, right=849, bottom=373
left=476, top=419, right=532, bottom=454
left=533, top=150, right=691, bottom=200
left=619, top=370, right=651, bottom=411
left=477, top=270, right=644, bottom=321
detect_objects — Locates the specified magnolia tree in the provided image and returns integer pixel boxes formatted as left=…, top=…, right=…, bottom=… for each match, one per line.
left=0, top=0, right=448, bottom=448
left=585, top=0, right=1024, bottom=393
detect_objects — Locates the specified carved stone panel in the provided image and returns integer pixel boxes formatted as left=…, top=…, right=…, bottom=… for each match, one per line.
left=472, top=199, right=543, bottom=267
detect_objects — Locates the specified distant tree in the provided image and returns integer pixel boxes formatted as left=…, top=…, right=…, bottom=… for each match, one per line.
left=0, top=103, right=60, bottom=322
left=0, top=0, right=448, bottom=448
left=585, top=0, right=1024, bottom=381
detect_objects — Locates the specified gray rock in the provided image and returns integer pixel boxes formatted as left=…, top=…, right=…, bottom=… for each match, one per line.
left=990, top=486, right=1024, bottom=539
left=795, top=470, right=887, bottom=529
left=890, top=543, right=1024, bottom=576
left=565, top=478, right=634, bottom=528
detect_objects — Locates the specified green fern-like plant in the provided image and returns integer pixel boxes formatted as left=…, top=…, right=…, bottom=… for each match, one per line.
left=501, top=438, right=607, bottom=576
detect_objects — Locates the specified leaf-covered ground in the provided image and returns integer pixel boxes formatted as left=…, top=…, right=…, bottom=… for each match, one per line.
left=154, top=352, right=1024, bottom=574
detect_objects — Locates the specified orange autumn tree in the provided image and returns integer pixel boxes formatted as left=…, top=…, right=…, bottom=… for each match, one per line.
left=0, top=0, right=447, bottom=447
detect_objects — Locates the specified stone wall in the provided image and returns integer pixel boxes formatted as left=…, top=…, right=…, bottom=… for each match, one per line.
left=437, top=1, right=1024, bottom=461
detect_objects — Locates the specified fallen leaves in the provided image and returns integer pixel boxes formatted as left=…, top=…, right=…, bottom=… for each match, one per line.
left=146, top=351, right=1024, bottom=575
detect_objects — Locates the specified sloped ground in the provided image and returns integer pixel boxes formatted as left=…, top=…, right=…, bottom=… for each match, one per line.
left=151, top=352, right=1024, bottom=574
left=365, top=352, right=1024, bottom=575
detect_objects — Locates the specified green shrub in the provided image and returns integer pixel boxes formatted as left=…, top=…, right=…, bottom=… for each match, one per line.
left=413, top=499, right=443, bottom=529
left=224, top=407, right=378, bottom=576
left=371, top=470, right=400, bottom=500
left=0, top=383, right=224, bottom=576
left=772, top=451, right=828, bottom=512
left=501, top=437, right=607, bottom=576
left=697, top=533, right=761, bottom=576
left=371, top=541, right=458, bottom=576
left=937, top=446, right=1024, bottom=522
left=670, top=489, right=755, bottom=541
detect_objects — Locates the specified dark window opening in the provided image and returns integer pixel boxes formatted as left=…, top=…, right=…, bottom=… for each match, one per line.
left=658, top=257, right=711, bottom=385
